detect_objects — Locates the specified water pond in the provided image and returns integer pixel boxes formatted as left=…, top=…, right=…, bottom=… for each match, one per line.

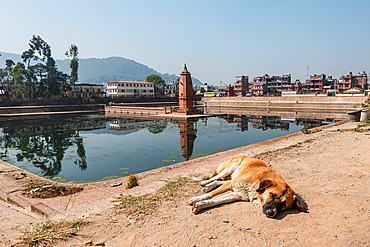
left=0, top=113, right=334, bottom=183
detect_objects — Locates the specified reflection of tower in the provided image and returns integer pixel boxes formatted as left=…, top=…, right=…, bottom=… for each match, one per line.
left=174, top=64, right=203, bottom=115
left=179, top=121, right=197, bottom=160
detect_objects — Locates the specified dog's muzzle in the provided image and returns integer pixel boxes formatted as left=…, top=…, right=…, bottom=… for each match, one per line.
left=263, top=204, right=277, bottom=218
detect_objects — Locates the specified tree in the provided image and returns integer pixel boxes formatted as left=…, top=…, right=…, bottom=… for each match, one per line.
left=148, top=121, right=167, bottom=134
left=268, top=88, right=278, bottom=96
left=65, top=44, right=79, bottom=85
left=145, top=74, right=166, bottom=95
left=12, top=62, right=27, bottom=98
left=21, top=35, right=68, bottom=99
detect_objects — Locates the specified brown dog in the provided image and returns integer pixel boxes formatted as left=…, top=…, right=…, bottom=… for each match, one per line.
left=188, top=156, right=306, bottom=217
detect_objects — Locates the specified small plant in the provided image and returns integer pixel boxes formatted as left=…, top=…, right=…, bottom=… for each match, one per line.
left=126, top=174, right=138, bottom=189
left=301, top=127, right=321, bottom=134
left=301, top=126, right=309, bottom=134
left=361, top=99, right=370, bottom=108
left=21, top=219, right=84, bottom=246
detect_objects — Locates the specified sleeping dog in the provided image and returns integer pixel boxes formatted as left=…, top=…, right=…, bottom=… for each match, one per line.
left=188, top=156, right=306, bottom=217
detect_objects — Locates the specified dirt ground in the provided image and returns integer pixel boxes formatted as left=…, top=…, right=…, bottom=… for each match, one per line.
left=1, top=122, right=370, bottom=247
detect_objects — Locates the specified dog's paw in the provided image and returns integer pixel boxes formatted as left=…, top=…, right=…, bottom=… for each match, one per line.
left=202, top=186, right=213, bottom=193
left=192, top=203, right=200, bottom=214
left=188, top=197, right=199, bottom=205
left=200, top=180, right=208, bottom=186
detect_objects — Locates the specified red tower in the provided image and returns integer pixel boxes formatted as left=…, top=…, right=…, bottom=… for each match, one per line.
left=174, top=64, right=203, bottom=115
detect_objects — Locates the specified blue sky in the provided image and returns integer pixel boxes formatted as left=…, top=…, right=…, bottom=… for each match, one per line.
left=1, top=0, right=369, bottom=85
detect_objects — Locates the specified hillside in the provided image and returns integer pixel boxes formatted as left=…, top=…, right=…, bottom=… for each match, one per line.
left=0, top=52, right=203, bottom=86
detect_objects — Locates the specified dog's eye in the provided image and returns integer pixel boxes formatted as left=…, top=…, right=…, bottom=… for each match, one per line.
left=280, top=201, right=286, bottom=207
left=271, top=193, right=277, bottom=199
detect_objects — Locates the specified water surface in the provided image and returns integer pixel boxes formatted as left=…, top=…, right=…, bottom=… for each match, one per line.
left=0, top=114, right=333, bottom=182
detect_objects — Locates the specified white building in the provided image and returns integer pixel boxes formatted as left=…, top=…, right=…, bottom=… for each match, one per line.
left=105, top=81, right=155, bottom=98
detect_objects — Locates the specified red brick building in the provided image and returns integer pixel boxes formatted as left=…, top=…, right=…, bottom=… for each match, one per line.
left=249, top=74, right=292, bottom=95
left=303, top=74, right=326, bottom=93
left=234, top=75, right=249, bottom=96
left=337, top=72, right=368, bottom=92
left=250, top=76, right=267, bottom=96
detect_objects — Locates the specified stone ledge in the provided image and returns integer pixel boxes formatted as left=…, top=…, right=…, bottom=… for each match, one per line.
left=31, top=202, right=59, bottom=217
left=7, top=195, right=32, bottom=211
left=0, top=190, right=9, bottom=202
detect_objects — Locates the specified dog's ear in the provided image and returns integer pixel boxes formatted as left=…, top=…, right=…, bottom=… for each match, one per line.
left=293, top=195, right=307, bottom=212
left=256, top=180, right=274, bottom=193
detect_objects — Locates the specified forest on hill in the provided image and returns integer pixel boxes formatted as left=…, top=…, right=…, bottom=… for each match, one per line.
left=0, top=52, right=202, bottom=86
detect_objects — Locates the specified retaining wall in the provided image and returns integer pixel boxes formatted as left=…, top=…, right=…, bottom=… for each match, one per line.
left=202, top=95, right=367, bottom=113
left=0, top=104, right=105, bottom=116
left=105, top=105, right=169, bottom=115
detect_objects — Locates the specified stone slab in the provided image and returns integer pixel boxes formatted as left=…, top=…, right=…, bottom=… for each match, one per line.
left=0, top=190, right=8, bottom=202
left=7, top=195, right=32, bottom=211
left=31, top=202, right=59, bottom=217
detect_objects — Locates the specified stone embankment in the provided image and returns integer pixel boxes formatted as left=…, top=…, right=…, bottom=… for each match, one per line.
left=203, top=95, right=368, bottom=120
left=203, top=95, right=367, bottom=112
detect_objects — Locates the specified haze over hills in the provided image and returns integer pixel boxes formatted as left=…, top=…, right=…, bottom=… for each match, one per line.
left=0, top=52, right=203, bottom=86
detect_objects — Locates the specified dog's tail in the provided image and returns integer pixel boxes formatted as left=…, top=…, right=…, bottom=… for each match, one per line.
left=191, top=169, right=218, bottom=182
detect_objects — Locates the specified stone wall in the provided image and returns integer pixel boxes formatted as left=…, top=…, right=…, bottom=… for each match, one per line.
left=0, top=104, right=104, bottom=115
left=202, top=95, right=368, bottom=113
left=105, top=105, right=167, bottom=115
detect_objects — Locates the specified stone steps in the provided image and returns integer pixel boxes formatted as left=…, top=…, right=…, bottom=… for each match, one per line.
left=0, top=190, right=59, bottom=217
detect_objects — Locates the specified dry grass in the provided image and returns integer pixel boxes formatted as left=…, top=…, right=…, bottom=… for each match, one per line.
left=19, top=219, right=85, bottom=247
left=114, top=177, right=197, bottom=216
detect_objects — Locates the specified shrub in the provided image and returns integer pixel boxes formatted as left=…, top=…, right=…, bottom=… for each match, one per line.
left=126, top=174, right=138, bottom=189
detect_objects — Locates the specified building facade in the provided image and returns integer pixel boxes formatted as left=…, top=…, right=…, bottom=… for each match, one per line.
left=303, top=74, right=326, bottom=93
left=234, top=75, right=249, bottom=96
left=70, top=83, right=104, bottom=98
left=337, top=72, right=368, bottom=92
left=266, top=74, right=292, bottom=94
left=164, top=81, right=179, bottom=97
left=105, top=81, right=155, bottom=98
left=249, top=76, right=267, bottom=96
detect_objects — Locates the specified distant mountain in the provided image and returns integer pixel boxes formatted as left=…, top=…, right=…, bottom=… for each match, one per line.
left=0, top=52, right=203, bottom=86
left=0, top=52, right=21, bottom=66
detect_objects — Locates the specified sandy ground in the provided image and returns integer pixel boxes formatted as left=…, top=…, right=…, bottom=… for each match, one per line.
left=1, top=121, right=370, bottom=246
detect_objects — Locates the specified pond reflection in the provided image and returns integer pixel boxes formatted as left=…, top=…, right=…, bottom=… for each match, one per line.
left=0, top=113, right=338, bottom=182
left=0, top=115, right=105, bottom=178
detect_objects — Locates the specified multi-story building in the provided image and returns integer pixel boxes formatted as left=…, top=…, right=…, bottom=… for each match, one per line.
left=337, top=72, right=368, bottom=92
left=265, top=74, right=292, bottom=94
left=250, top=76, right=267, bottom=96
left=234, top=75, right=249, bottom=96
left=69, top=83, right=104, bottom=98
left=105, top=81, right=155, bottom=98
left=250, top=74, right=292, bottom=95
left=303, top=74, right=326, bottom=93
left=291, top=79, right=302, bottom=92
left=164, top=81, right=179, bottom=97
left=323, top=76, right=337, bottom=92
